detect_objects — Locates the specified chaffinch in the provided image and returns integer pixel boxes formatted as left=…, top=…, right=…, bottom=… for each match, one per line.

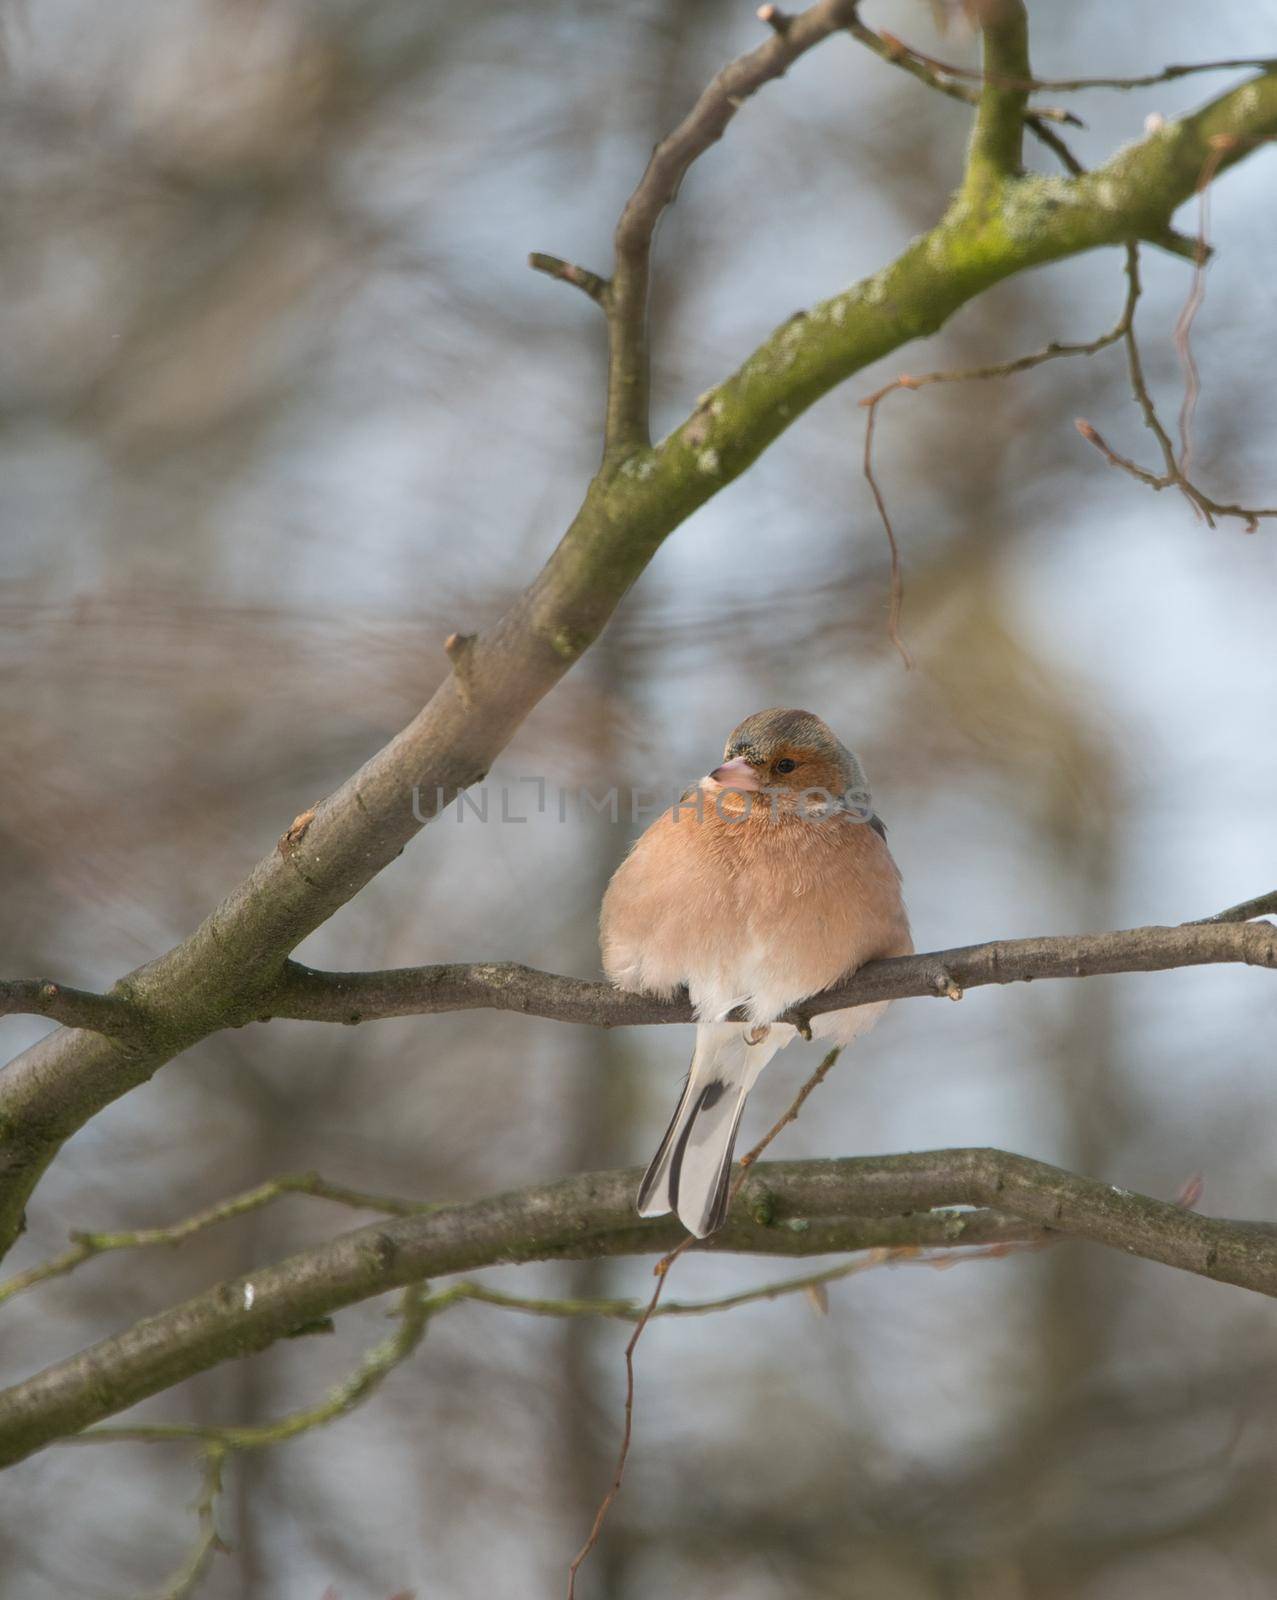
left=600, top=709, right=912, bottom=1238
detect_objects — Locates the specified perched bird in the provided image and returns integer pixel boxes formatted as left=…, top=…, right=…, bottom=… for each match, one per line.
left=600, top=709, right=912, bottom=1238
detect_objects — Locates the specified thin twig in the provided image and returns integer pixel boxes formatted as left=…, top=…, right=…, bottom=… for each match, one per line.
left=1189, top=889, right=1277, bottom=925
left=847, top=15, right=1082, bottom=167
left=527, top=253, right=610, bottom=308
left=851, top=15, right=1200, bottom=261
left=564, top=1231, right=696, bottom=1598
left=1077, top=237, right=1277, bottom=531
left=0, top=1172, right=434, bottom=1308
left=568, top=1047, right=844, bottom=1596
left=860, top=262, right=1138, bottom=408
left=734, top=1046, right=842, bottom=1179
left=603, top=0, right=861, bottom=455
left=871, top=35, right=1277, bottom=95
left=857, top=247, right=1140, bottom=668
left=1076, top=418, right=1176, bottom=492
left=861, top=395, right=913, bottom=668
left=440, top=1228, right=1042, bottom=1322
left=144, top=1445, right=227, bottom=1600
left=1172, top=138, right=1235, bottom=478
left=70, top=1283, right=433, bottom=1592
left=1119, top=246, right=1190, bottom=500
left=0, top=978, right=141, bottom=1038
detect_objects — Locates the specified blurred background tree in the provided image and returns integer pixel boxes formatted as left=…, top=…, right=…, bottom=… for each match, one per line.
left=2, top=1, right=1277, bottom=1596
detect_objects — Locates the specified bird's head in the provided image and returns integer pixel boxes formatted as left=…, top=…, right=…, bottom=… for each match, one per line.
left=708, top=708, right=869, bottom=809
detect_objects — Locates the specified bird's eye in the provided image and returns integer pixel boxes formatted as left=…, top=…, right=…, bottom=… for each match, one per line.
left=775, top=758, right=797, bottom=774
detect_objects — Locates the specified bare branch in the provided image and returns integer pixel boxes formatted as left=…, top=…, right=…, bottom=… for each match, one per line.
left=5, top=1149, right=1277, bottom=1469
left=1077, top=232, right=1277, bottom=530
left=255, top=917, right=1277, bottom=1030
left=1192, top=889, right=1277, bottom=925
left=847, top=21, right=1232, bottom=262
left=527, top=252, right=609, bottom=308
left=847, top=15, right=1090, bottom=187
left=865, top=38, right=1277, bottom=97
left=0, top=1171, right=433, bottom=1308
left=570, top=1046, right=844, bottom=1594
left=76, top=1283, right=433, bottom=1599
left=146, top=1445, right=226, bottom=1600
left=1172, top=138, right=1239, bottom=477
left=857, top=240, right=1141, bottom=660
left=416, top=1224, right=1043, bottom=1322
left=860, top=385, right=913, bottom=667
left=0, top=979, right=140, bottom=1038
left=9, top=909, right=1273, bottom=1041
left=603, top=0, right=861, bottom=455
left=64, top=1223, right=1039, bottom=1597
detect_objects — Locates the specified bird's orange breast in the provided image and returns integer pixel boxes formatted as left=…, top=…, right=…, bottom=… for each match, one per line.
left=600, top=791, right=912, bottom=1008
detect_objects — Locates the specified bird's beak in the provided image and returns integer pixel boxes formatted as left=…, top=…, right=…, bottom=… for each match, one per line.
left=708, top=755, right=762, bottom=791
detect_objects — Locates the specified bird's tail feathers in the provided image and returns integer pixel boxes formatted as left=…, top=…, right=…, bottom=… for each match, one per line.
left=637, top=1023, right=785, bottom=1238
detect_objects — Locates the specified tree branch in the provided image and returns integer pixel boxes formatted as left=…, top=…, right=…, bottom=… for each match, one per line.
left=849, top=18, right=1203, bottom=262
left=1075, top=230, right=1277, bottom=530
left=601, top=0, right=861, bottom=457
left=0, top=980, right=141, bottom=1038
left=384, top=1233, right=1044, bottom=1323
left=1193, top=888, right=1277, bottom=925
left=9, top=911, right=1274, bottom=1036
left=527, top=251, right=609, bottom=308
left=252, top=918, right=1277, bottom=1028
left=865, top=40, right=1277, bottom=98
left=858, top=238, right=1142, bottom=656
left=0, top=1171, right=434, bottom=1309
left=964, top=0, right=1030, bottom=188
left=78, top=1283, right=433, bottom=1600
left=2, top=16, right=1275, bottom=1264
left=148, top=1443, right=226, bottom=1600
left=4, top=1148, right=1277, bottom=1469
left=61, top=1237, right=1046, bottom=1593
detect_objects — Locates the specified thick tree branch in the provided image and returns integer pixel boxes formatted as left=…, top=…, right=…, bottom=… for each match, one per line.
left=3, top=1149, right=1277, bottom=1469
left=256, top=919, right=1277, bottom=1029
left=2, top=8, right=1275, bottom=1264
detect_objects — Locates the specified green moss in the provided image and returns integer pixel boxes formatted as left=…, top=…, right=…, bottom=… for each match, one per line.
left=550, top=625, right=592, bottom=661
left=749, top=1189, right=777, bottom=1228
